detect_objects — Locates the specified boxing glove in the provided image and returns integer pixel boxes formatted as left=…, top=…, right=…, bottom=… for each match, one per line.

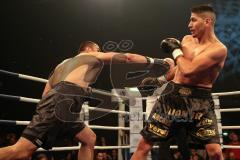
left=161, top=38, right=183, bottom=59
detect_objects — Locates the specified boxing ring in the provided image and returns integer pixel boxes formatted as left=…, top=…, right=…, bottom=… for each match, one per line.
left=1, top=69, right=240, bottom=160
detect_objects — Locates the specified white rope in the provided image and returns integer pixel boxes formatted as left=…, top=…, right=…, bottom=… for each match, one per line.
left=16, top=121, right=31, bottom=125
left=18, top=96, right=130, bottom=115
left=19, top=74, right=48, bottom=83
left=36, top=144, right=240, bottom=152
left=221, top=126, right=240, bottom=129
left=19, top=97, right=40, bottom=103
left=2, top=69, right=240, bottom=97
left=88, top=107, right=129, bottom=115
left=36, top=145, right=240, bottom=152
left=91, top=88, right=128, bottom=100
left=95, top=146, right=130, bottom=149
left=7, top=120, right=130, bottom=130
left=90, top=125, right=129, bottom=130
left=222, top=145, right=240, bottom=149
left=7, top=95, right=131, bottom=115
left=37, top=146, right=80, bottom=152
left=212, top=91, right=240, bottom=97
left=220, top=108, right=240, bottom=112
left=37, top=145, right=130, bottom=152
left=152, top=145, right=178, bottom=149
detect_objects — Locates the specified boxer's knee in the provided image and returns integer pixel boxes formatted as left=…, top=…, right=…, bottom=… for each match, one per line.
left=75, top=127, right=96, bottom=149
left=206, top=144, right=222, bottom=159
left=86, top=132, right=96, bottom=149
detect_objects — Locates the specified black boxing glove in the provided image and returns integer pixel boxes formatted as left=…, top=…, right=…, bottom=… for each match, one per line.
left=145, top=57, right=170, bottom=70
left=161, top=38, right=183, bottom=60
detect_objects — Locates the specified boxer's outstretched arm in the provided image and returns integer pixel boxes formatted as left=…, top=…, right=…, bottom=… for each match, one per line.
left=124, top=53, right=148, bottom=63
left=96, top=52, right=119, bottom=63
left=97, top=52, right=148, bottom=64
left=97, top=52, right=148, bottom=63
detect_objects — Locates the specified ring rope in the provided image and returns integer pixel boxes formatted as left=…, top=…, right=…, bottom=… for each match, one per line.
left=0, top=94, right=129, bottom=114
left=2, top=119, right=239, bottom=130
left=0, top=94, right=40, bottom=103
left=0, top=69, right=129, bottom=100
left=0, top=120, right=130, bottom=130
left=1, top=93, right=240, bottom=114
left=212, top=91, right=240, bottom=97
left=91, top=88, right=128, bottom=100
left=34, top=144, right=240, bottom=152
left=0, top=69, right=47, bottom=83
left=88, top=106, right=129, bottom=115
left=220, top=108, right=240, bottom=112
left=36, top=145, right=130, bottom=152
left=221, top=126, right=240, bottom=129
left=1, top=69, right=240, bottom=97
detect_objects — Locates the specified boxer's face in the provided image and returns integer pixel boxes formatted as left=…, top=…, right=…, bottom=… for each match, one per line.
left=188, top=13, right=206, bottom=38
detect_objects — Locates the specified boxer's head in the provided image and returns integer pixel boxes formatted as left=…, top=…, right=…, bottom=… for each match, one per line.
left=78, top=41, right=100, bottom=53
left=188, top=4, right=216, bottom=37
left=191, top=4, right=216, bottom=24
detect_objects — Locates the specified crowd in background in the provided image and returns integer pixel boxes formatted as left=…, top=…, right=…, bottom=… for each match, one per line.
left=1, top=129, right=240, bottom=160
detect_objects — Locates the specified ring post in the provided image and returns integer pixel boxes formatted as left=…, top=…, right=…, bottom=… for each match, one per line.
left=212, top=95, right=223, bottom=146
left=112, top=89, right=126, bottom=160
left=124, top=87, right=144, bottom=157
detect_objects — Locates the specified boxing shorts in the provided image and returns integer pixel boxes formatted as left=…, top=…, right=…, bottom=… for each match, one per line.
left=22, top=81, right=91, bottom=149
left=141, top=81, right=220, bottom=145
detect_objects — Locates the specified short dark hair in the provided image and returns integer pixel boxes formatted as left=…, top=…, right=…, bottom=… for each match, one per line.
left=78, top=41, right=100, bottom=53
left=191, top=4, right=216, bottom=23
left=191, top=4, right=215, bottom=14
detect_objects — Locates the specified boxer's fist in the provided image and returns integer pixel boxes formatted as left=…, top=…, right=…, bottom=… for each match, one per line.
left=161, top=38, right=181, bottom=54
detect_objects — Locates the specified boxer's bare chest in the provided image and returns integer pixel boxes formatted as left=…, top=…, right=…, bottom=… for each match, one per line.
left=182, top=40, right=212, bottom=60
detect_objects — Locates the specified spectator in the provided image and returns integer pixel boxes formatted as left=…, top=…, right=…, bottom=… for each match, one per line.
left=111, top=149, right=117, bottom=160
left=172, top=151, right=182, bottom=160
left=102, top=152, right=112, bottom=160
left=35, top=153, right=49, bottom=160
left=6, top=133, right=17, bottom=145
left=100, top=137, right=106, bottom=146
left=190, top=149, right=204, bottom=160
left=222, top=150, right=229, bottom=160
left=96, top=152, right=104, bottom=160
left=226, top=132, right=240, bottom=160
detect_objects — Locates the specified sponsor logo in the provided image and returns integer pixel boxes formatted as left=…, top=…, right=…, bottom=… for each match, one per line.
left=167, top=108, right=188, bottom=118
left=152, top=113, right=171, bottom=126
left=148, top=123, right=168, bottom=137
left=192, top=112, right=203, bottom=120
left=196, top=128, right=216, bottom=138
left=199, top=118, right=213, bottom=126
left=178, top=87, right=192, bottom=96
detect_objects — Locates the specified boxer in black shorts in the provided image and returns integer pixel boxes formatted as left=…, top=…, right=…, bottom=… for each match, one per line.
left=141, top=82, right=219, bottom=145
left=22, top=81, right=91, bottom=150
left=132, top=4, right=227, bottom=160
left=0, top=41, right=168, bottom=160
left=0, top=41, right=104, bottom=160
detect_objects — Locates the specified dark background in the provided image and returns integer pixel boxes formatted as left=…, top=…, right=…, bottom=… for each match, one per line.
left=1, top=0, right=240, bottom=146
